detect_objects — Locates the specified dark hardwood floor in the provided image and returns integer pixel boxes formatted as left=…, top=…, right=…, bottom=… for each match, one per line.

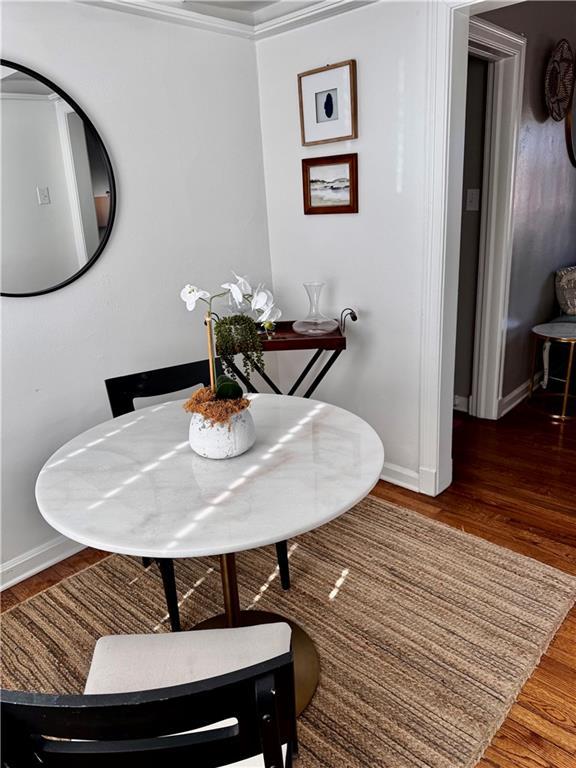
left=2, top=401, right=575, bottom=767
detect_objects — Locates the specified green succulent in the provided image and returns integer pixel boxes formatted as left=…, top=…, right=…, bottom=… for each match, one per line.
left=216, top=374, right=231, bottom=388
left=215, top=376, right=244, bottom=401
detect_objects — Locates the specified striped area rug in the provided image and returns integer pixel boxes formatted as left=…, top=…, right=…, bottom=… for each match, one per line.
left=2, top=496, right=575, bottom=767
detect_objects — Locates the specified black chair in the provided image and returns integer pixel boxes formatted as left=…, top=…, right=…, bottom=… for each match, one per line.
left=1, top=624, right=298, bottom=767
left=104, top=359, right=291, bottom=633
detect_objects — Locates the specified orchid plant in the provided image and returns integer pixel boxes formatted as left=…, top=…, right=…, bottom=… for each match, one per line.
left=180, top=273, right=281, bottom=392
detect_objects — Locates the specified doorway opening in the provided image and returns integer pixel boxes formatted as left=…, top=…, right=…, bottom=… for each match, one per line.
left=454, top=54, right=489, bottom=416
left=453, top=17, right=526, bottom=422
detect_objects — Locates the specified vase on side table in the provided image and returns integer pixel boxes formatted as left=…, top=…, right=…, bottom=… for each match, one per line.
left=292, top=282, right=338, bottom=336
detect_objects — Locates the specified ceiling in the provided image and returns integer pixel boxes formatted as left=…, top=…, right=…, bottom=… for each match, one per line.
left=86, top=1, right=374, bottom=39
left=202, top=1, right=278, bottom=11
left=0, top=69, right=54, bottom=96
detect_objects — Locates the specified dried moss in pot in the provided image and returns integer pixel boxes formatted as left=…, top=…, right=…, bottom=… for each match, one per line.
left=183, top=376, right=250, bottom=425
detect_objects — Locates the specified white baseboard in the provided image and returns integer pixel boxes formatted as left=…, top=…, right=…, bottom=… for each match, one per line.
left=380, top=461, right=420, bottom=492
left=380, top=461, right=451, bottom=496
left=498, top=374, right=541, bottom=418
left=418, top=465, right=442, bottom=496
left=453, top=394, right=469, bottom=413
left=1, top=535, right=85, bottom=591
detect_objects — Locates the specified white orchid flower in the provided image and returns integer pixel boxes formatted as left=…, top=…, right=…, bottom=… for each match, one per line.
left=180, top=284, right=210, bottom=311
left=259, top=304, right=282, bottom=323
left=251, top=284, right=273, bottom=312
left=221, top=281, right=244, bottom=306
left=233, top=273, right=252, bottom=295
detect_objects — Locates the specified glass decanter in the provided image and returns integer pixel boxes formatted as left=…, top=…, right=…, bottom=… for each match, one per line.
left=292, top=282, right=338, bottom=336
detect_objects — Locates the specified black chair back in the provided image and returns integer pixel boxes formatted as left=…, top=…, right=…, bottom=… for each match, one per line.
left=1, top=654, right=297, bottom=768
left=105, top=359, right=223, bottom=418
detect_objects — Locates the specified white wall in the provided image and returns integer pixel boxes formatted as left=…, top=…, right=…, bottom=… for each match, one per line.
left=1, top=1, right=271, bottom=585
left=257, top=2, right=428, bottom=486
left=1, top=97, right=78, bottom=293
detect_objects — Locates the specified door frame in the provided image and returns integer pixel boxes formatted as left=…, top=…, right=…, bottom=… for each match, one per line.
left=468, top=18, right=526, bottom=419
left=418, top=0, right=524, bottom=495
left=54, top=97, right=90, bottom=267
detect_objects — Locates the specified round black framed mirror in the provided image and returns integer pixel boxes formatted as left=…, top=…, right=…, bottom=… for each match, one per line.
left=1, top=60, right=116, bottom=297
left=567, top=85, right=576, bottom=168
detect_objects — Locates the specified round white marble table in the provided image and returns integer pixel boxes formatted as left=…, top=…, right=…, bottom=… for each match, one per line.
left=36, top=394, right=384, bottom=712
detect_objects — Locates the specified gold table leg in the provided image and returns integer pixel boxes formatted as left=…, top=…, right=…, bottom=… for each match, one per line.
left=220, top=553, right=241, bottom=627
left=194, top=551, right=320, bottom=715
left=561, top=342, right=575, bottom=420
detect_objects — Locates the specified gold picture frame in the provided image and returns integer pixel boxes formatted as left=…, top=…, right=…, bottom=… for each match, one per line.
left=298, top=60, right=358, bottom=146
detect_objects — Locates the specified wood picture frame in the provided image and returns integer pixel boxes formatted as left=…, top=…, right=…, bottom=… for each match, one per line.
left=298, top=60, right=357, bottom=146
left=302, top=153, right=358, bottom=215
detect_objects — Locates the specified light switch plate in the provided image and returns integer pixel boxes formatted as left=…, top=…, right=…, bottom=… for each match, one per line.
left=36, top=186, right=51, bottom=205
left=465, top=188, right=480, bottom=211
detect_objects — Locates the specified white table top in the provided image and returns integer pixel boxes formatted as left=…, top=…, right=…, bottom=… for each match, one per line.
left=36, top=395, right=384, bottom=559
left=532, top=322, right=576, bottom=341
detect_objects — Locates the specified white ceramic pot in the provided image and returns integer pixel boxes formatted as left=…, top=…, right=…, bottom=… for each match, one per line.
left=188, top=409, right=256, bottom=460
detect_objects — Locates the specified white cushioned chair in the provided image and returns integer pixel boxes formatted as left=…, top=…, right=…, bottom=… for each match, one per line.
left=2, top=623, right=297, bottom=768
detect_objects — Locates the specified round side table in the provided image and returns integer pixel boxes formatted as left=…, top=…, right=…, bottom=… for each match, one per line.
left=529, top=323, right=576, bottom=420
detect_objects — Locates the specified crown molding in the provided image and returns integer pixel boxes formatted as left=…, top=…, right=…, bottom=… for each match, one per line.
left=253, top=0, right=375, bottom=39
left=84, top=1, right=254, bottom=37
left=82, top=0, right=377, bottom=40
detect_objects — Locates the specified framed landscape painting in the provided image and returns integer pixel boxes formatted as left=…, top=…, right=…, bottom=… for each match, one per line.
left=302, top=153, right=358, bottom=215
left=298, top=60, right=357, bottom=146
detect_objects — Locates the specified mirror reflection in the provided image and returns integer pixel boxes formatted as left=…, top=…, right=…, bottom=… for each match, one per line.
left=1, top=63, right=115, bottom=296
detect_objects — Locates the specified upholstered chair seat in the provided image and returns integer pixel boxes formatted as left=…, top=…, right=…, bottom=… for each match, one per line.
left=85, top=623, right=292, bottom=695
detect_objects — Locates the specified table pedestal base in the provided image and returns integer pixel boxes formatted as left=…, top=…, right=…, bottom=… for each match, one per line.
left=193, top=610, right=320, bottom=715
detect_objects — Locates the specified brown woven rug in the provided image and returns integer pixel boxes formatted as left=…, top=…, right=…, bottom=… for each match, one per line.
left=2, top=497, right=575, bottom=768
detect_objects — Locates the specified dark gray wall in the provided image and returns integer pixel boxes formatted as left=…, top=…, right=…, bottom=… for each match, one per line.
left=455, top=56, right=488, bottom=401
left=480, top=1, right=576, bottom=396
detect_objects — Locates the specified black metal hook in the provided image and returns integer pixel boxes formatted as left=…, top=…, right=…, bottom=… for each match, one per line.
left=340, top=308, right=358, bottom=333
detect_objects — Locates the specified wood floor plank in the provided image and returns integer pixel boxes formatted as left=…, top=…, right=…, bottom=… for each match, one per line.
left=532, top=656, right=576, bottom=705
left=498, top=720, right=576, bottom=768
left=509, top=705, right=576, bottom=754
left=481, top=744, right=538, bottom=768
left=518, top=679, right=576, bottom=734
left=0, top=548, right=109, bottom=611
left=547, top=641, right=576, bottom=670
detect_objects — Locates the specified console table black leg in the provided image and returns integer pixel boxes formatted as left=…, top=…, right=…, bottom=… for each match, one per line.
left=156, top=558, right=181, bottom=632
left=303, top=350, right=343, bottom=399
left=288, top=349, right=323, bottom=395
left=275, top=540, right=290, bottom=590
left=251, top=362, right=283, bottom=395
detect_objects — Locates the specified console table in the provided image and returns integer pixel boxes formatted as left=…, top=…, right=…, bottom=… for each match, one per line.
left=222, top=310, right=357, bottom=398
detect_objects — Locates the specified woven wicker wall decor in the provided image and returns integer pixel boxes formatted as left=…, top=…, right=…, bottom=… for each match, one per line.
left=545, top=39, right=575, bottom=121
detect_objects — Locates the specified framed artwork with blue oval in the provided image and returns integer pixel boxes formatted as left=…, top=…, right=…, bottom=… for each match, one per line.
left=298, top=60, right=357, bottom=146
